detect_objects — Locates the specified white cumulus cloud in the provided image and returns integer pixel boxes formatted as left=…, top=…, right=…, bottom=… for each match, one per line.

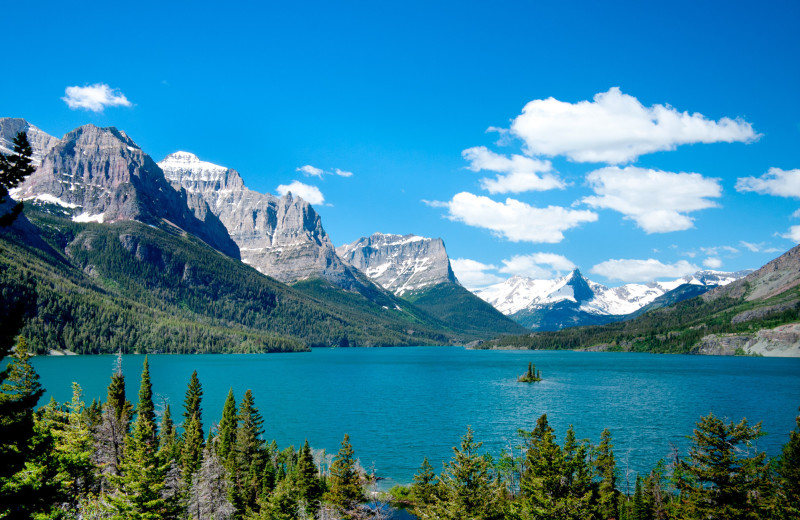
left=450, top=258, right=505, bottom=289
left=781, top=225, right=800, bottom=243
left=62, top=83, right=132, bottom=112
left=276, top=181, right=325, bottom=205
left=462, top=146, right=564, bottom=194
left=590, top=258, right=700, bottom=282
left=334, top=168, right=353, bottom=178
left=499, top=253, right=576, bottom=278
left=583, top=166, right=722, bottom=233
left=736, top=168, right=800, bottom=198
left=436, top=192, right=597, bottom=243
left=297, top=165, right=324, bottom=178
left=508, top=87, right=758, bottom=164
left=703, top=257, right=723, bottom=269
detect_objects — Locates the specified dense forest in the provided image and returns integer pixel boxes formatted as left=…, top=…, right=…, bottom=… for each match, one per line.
left=1, top=338, right=798, bottom=519
left=0, top=209, right=477, bottom=355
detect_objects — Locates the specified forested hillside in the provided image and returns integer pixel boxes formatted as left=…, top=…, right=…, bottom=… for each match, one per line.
left=0, top=209, right=465, bottom=354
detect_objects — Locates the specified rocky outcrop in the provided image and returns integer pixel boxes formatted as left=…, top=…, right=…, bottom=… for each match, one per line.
left=697, top=323, right=800, bottom=357
left=5, top=121, right=238, bottom=258
left=0, top=118, right=59, bottom=165
left=704, top=244, right=800, bottom=302
left=158, top=151, right=364, bottom=287
left=337, top=233, right=458, bottom=295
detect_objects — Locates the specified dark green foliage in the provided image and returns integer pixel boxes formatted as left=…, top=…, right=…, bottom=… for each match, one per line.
left=326, top=433, right=365, bottom=516
left=158, top=403, right=178, bottom=463
left=108, top=358, right=168, bottom=519
left=234, top=389, right=265, bottom=512
left=595, top=429, right=619, bottom=519
left=217, top=388, right=237, bottom=462
left=777, top=408, right=800, bottom=516
left=0, top=337, right=48, bottom=517
left=417, top=426, right=504, bottom=520
left=0, top=210, right=480, bottom=355
left=0, top=132, right=35, bottom=226
left=518, top=362, right=542, bottom=382
left=410, top=456, right=438, bottom=512
left=402, top=282, right=530, bottom=339
left=294, top=439, right=322, bottom=516
left=673, top=412, right=769, bottom=520
left=183, top=370, right=203, bottom=436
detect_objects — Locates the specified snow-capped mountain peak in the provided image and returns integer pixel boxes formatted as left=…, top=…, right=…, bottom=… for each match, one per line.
left=337, top=232, right=457, bottom=295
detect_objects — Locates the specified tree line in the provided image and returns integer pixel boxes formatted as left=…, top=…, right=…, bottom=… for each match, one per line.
left=0, top=338, right=798, bottom=519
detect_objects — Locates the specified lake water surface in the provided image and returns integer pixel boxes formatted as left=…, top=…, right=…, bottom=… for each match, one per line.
left=32, top=347, right=800, bottom=490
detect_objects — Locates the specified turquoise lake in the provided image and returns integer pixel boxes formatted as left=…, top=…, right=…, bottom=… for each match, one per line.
left=31, top=347, right=800, bottom=490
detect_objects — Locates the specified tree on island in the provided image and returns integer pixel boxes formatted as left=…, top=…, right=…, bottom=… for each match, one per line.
left=518, top=362, right=542, bottom=383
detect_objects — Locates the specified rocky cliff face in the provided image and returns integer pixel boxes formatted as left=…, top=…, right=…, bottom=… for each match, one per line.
left=158, top=151, right=364, bottom=287
left=337, top=232, right=458, bottom=295
left=0, top=118, right=60, bottom=165
left=704, top=244, right=800, bottom=302
left=3, top=120, right=238, bottom=258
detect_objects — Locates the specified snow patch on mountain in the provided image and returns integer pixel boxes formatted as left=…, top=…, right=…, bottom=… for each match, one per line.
left=338, top=232, right=457, bottom=295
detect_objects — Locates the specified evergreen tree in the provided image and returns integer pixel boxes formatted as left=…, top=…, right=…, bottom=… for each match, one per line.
left=410, top=456, right=438, bottom=512
left=0, top=131, right=35, bottom=226
left=181, top=412, right=205, bottom=479
left=158, top=403, right=178, bottom=463
left=108, top=357, right=167, bottom=519
left=218, top=388, right=237, bottom=462
left=632, top=475, right=646, bottom=520
left=777, top=408, right=800, bottom=517
left=595, top=428, right=619, bottom=519
left=673, top=412, right=768, bottom=520
left=326, top=433, right=365, bottom=517
left=42, top=382, right=97, bottom=511
left=419, top=427, right=503, bottom=520
left=234, top=389, right=265, bottom=512
left=295, top=439, right=322, bottom=517
left=0, top=336, right=46, bottom=517
left=183, top=370, right=203, bottom=436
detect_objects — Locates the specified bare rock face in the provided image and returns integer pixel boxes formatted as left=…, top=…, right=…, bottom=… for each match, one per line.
left=704, top=244, right=800, bottom=302
left=4, top=120, right=238, bottom=259
left=158, top=151, right=364, bottom=287
left=0, top=118, right=59, bottom=165
left=336, top=232, right=458, bottom=295
left=698, top=324, right=800, bottom=357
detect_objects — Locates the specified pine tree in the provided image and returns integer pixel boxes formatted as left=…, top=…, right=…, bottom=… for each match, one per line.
left=295, top=439, right=322, bottom=517
left=777, top=408, right=800, bottom=517
left=419, top=427, right=503, bottom=520
left=595, top=428, right=619, bottom=520
left=410, top=456, right=438, bottom=514
left=234, top=389, right=265, bottom=511
left=632, top=475, right=646, bottom=520
left=181, top=412, right=204, bottom=479
left=217, top=388, right=237, bottom=462
left=108, top=357, right=167, bottom=519
left=0, top=336, right=46, bottom=517
left=0, top=131, right=35, bottom=226
left=326, top=433, right=365, bottom=517
left=183, top=370, right=203, bottom=437
left=158, top=404, right=178, bottom=463
left=673, top=412, right=768, bottom=519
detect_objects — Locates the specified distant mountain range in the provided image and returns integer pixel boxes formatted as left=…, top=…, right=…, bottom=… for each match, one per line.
left=474, top=268, right=751, bottom=330
left=484, top=245, right=800, bottom=356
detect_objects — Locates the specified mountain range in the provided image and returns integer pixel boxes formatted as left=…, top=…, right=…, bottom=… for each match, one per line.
left=485, top=244, right=800, bottom=356
left=474, top=268, right=751, bottom=330
left=0, top=118, right=523, bottom=353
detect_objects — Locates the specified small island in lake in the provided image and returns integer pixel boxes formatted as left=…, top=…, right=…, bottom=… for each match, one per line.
left=518, top=362, right=542, bottom=383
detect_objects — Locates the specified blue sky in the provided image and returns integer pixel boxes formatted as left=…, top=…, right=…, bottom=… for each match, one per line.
left=4, top=0, right=800, bottom=288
